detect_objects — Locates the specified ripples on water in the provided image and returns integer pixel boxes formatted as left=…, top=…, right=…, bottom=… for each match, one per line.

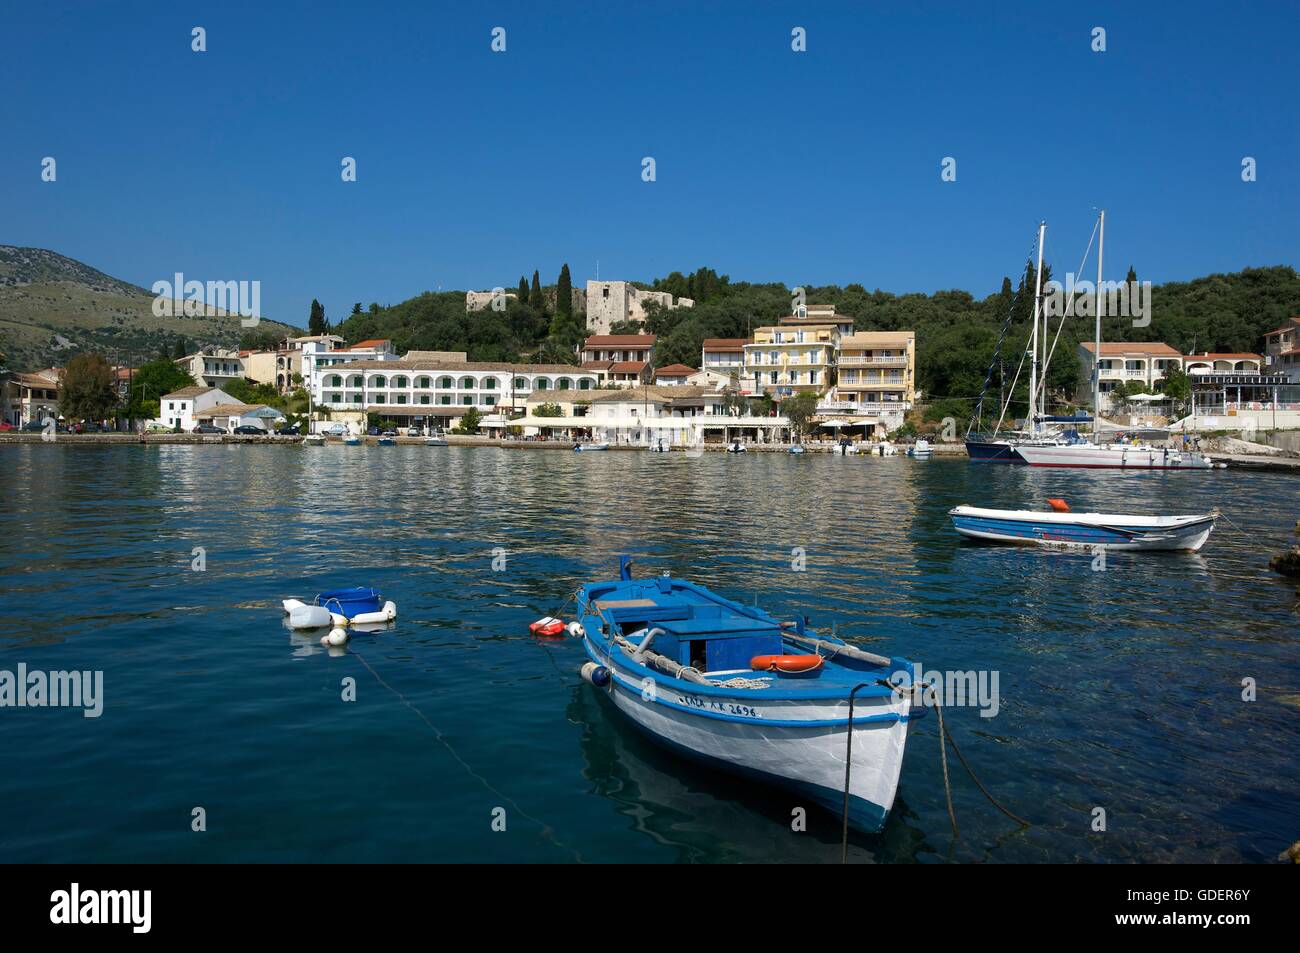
left=0, top=444, right=1296, bottom=862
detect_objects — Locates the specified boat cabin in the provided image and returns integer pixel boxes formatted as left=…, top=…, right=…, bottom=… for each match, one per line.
left=587, top=576, right=784, bottom=673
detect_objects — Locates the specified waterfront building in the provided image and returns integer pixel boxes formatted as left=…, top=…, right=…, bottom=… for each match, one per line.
left=1, top=368, right=61, bottom=426
left=302, top=339, right=399, bottom=403
left=585, top=281, right=693, bottom=335
left=194, top=403, right=286, bottom=433
left=311, top=359, right=598, bottom=432
left=1263, top=317, right=1300, bottom=383
left=743, top=324, right=838, bottom=398
left=581, top=334, right=656, bottom=387
left=779, top=303, right=855, bottom=337
left=465, top=290, right=517, bottom=312
left=653, top=363, right=697, bottom=386
left=700, top=338, right=748, bottom=378
left=155, top=386, right=237, bottom=431
left=824, top=330, right=916, bottom=432
left=175, top=346, right=244, bottom=389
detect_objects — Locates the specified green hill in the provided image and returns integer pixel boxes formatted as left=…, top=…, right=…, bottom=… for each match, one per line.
left=0, top=246, right=300, bottom=371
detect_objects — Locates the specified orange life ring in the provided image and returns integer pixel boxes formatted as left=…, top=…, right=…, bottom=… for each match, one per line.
left=750, top=654, right=824, bottom=674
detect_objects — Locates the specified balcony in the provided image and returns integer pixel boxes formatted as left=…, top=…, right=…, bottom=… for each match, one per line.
left=837, top=355, right=908, bottom=366
left=818, top=400, right=912, bottom=415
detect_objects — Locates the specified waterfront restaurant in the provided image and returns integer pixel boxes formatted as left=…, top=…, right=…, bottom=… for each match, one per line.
left=311, top=360, right=600, bottom=432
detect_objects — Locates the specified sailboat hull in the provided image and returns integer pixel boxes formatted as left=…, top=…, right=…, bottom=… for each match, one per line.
left=1015, top=445, right=1214, bottom=470
left=949, top=506, right=1216, bottom=551
left=964, top=439, right=1026, bottom=464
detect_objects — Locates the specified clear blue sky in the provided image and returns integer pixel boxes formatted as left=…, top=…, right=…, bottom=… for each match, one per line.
left=3, top=0, right=1296, bottom=326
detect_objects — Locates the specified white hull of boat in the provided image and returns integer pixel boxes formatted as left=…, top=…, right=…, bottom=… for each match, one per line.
left=1015, top=444, right=1214, bottom=469
left=599, top=658, right=910, bottom=827
left=950, top=505, right=1217, bottom=551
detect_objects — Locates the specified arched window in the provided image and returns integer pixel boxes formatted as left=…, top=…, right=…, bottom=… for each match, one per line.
left=534, top=377, right=550, bottom=391
left=348, top=375, right=363, bottom=388
left=439, top=376, right=454, bottom=389
left=578, top=377, right=592, bottom=390
left=514, top=377, right=528, bottom=390
left=557, top=377, right=572, bottom=390
left=459, top=376, right=475, bottom=390
left=393, top=375, right=409, bottom=388
left=482, top=376, right=498, bottom=390
left=368, top=375, right=387, bottom=388
left=329, top=374, right=342, bottom=387
left=417, top=376, right=431, bottom=388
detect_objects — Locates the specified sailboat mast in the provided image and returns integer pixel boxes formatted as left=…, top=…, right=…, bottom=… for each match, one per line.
left=1093, top=209, right=1105, bottom=442
left=1028, top=221, right=1046, bottom=433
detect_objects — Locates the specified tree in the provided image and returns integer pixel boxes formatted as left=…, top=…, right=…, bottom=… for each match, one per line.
left=172, top=338, right=188, bottom=359
left=125, top=357, right=195, bottom=421
left=60, top=353, right=119, bottom=423
left=556, top=264, right=573, bottom=317
left=351, top=303, right=362, bottom=316
left=455, top=406, right=483, bottom=434
left=534, top=402, right=564, bottom=417
left=782, top=392, right=820, bottom=438
left=308, top=299, right=327, bottom=335
left=529, top=271, right=545, bottom=313
left=518, top=276, right=529, bottom=304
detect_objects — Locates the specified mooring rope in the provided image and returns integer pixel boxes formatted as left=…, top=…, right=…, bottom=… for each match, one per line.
left=348, top=646, right=583, bottom=862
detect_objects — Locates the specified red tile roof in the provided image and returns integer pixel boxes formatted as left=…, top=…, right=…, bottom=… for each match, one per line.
left=583, top=334, right=656, bottom=347
left=702, top=338, right=748, bottom=351
left=1080, top=342, right=1182, bottom=356
left=351, top=339, right=391, bottom=349
left=654, top=363, right=697, bottom=377
left=609, top=361, right=647, bottom=373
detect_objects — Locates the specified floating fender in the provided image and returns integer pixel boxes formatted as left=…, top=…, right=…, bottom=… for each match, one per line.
left=338, top=601, right=397, bottom=627
left=566, top=621, right=585, bottom=638
left=580, top=662, right=611, bottom=687
left=529, top=617, right=566, bottom=637
left=285, top=600, right=333, bottom=630
left=750, top=654, right=824, bottom=674
left=320, top=627, right=349, bottom=647
left=1046, top=498, right=1071, bottom=512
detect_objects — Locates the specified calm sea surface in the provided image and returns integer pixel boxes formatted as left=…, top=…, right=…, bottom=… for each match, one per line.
left=0, top=444, right=1296, bottom=863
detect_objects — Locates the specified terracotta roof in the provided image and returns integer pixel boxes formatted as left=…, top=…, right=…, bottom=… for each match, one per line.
left=1263, top=318, right=1300, bottom=336
left=197, top=403, right=280, bottom=418
left=1080, top=342, right=1182, bottom=356
left=11, top=372, right=60, bottom=388
left=351, top=339, right=392, bottom=349
left=1184, top=352, right=1262, bottom=361
left=161, top=386, right=216, bottom=400
left=587, top=385, right=713, bottom=403
left=525, top=391, right=594, bottom=403
left=608, top=361, right=647, bottom=373
left=702, top=338, right=748, bottom=350
left=654, top=363, right=698, bottom=376
left=583, top=334, right=657, bottom=347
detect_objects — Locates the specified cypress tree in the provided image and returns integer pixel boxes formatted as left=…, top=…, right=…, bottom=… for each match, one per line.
left=557, top=264, right=573, bottom=317
left=529, top=271, right=545, bottom=312
left=518, top=276, right=529, bottom=304
left=308, top=299, right=326, bottom=335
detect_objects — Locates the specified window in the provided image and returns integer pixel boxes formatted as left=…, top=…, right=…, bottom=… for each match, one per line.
left=459, top=376, right=475, bottom=390
left=396, top=395, right=408, bottom=405
left=482, top=377, right=498, bottom=390
left=369, top=375, right=387, bottom=388
left=535, top=378, right=549, bottom=390
left=349, top=375, right=363, bottom=388
left=328, top=393, right=341, bottom=404
left=330, top=375, right=342, bottom=387
left=558, top=377, right=572, bottom=390
left=514, top=377, right=527, bottom=390
left=578, top=378, right=592, bottom=390
left=603, top=287, right=610, bottom=298
left=417, top=376, right=430, bottom=388
left=419, top=395, right=430, bottom=405
left=439, top=395, right=452, bottom=405
left=439, top=376, right=454, bottom=389
left=351, top=394, right=362, bottom=404
left=393, top=376, right=409, bottom=388
left=461, top=395, right=474, bottom=405
left=483, top=395, right=497, bottom=406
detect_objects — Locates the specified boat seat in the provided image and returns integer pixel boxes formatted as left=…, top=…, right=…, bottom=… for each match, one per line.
left=596, top=598, right=694, bottom=624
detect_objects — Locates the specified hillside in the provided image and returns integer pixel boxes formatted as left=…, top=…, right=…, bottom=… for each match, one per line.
left=0, top=246, right=300, bottom=371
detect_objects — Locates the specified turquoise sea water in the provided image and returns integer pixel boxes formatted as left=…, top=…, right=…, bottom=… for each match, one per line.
left=0, top=443, right=1296, bottom=863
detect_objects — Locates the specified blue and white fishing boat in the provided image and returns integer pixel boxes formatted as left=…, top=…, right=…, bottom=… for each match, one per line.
left=949, top=504, right=1217, bottom=551
left=574, top=558, right=914, bottom=833
left=788, top=444, right=807, bottom=455
left=574, top=443, right=609, bottom=452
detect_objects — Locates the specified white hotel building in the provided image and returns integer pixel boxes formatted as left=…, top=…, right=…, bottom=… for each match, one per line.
left=311, top=359, right=600, bottom=431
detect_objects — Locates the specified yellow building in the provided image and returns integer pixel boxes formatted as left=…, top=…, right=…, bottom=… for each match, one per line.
left=831, top=331, right=916, bottom=415
left=743, top=324, right=838, bottom=397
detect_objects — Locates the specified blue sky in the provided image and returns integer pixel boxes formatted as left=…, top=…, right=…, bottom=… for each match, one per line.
left=2, top=0, right=1296, bottom=326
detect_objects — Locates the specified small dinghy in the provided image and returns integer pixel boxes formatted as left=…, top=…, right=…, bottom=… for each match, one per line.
left=725, top=441, right=747, bottom=453
left=302, top=434, right=326, bottom=446
left=283, top=587, right=398, bottom=628
left=908, top=439, right=932, bottom=458
left=788, top=444, right=807, bottom=455
left=343, top=435, right=362, bottom=446
left=574, top=557, right=914, bottom=833
left=574, top=443, right=609, bottom=452
left=425, top=436, right=448, bottom=446
left=949, top=501, right=1218, bottom=551
left=377, top=436, right=396, bottom=446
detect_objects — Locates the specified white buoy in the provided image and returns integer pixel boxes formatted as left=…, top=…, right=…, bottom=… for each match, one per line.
left=284, top=599, right=333, bottom=629
left=567, top=621, right=585, bottom=638
left=320, top=627, right=349, bottom=647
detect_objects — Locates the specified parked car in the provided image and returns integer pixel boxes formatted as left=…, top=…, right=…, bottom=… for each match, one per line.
left=275, top=425, right=300, bottom=436
left=192, top=424, right=223, bottom=434
left=0, top=422, right=14, bottom=431
left=324, top=423, right=349, bottom=436
left=367, top=426, right=380, bottom=436
left=22, top=420, right=51, bottom=431
left=381, top=429, right=397, bottom=437
left=232, top=425, right=264, bottom=435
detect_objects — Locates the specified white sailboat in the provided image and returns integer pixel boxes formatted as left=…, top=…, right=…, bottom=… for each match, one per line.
left=1014, top=211, right=1215, bottom=471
